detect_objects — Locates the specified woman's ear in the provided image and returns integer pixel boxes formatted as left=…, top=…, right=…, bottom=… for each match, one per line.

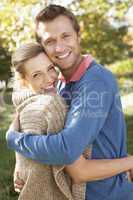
left=20, top=78, right=28, bottom=88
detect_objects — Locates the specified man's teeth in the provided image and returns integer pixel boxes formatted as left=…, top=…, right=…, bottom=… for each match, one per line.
left=57, top=52, right=70, bottom=59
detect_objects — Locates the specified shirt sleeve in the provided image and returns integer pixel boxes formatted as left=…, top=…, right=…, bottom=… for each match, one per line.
left=7, top=80, right=113, bottom=165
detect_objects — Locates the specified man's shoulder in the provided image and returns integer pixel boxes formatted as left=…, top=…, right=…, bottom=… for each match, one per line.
left=70, top=61, right=118, bottom=93
left=78, top=60, right=118, bottom=89
left=85, top=60, right=115, bottom=80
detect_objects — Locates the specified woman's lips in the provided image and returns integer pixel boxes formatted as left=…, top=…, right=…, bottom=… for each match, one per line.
left=40, top=86, right=56, bottom=93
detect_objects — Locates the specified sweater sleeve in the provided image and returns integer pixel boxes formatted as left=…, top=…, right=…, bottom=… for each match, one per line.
left=7, top=80, right=113, bottom=165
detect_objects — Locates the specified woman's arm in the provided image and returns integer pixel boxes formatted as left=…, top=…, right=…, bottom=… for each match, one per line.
left=13, top=155, right=133, bottom=192
left=65, top=155, right=133, bottom=183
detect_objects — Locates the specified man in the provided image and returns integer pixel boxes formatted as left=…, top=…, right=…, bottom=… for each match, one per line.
left=7, top=5, right=133, bottom=200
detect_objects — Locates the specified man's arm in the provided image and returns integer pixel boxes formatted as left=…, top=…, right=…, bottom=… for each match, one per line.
left=7, top=80, right=113, bottom=165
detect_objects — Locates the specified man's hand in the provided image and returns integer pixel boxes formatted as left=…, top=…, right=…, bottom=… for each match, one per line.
left=14, top=172, right=25, bottom=193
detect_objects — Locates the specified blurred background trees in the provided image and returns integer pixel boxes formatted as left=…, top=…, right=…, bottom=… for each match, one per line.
left=0, top=0, right=37, bottom=81
left=0, top=0, right=133, bottom=81
left=75, top=0, right=132, bottom=64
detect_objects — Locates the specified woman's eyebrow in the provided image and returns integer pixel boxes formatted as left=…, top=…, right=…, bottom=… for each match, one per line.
left=31, top=70, right=41, bottom=75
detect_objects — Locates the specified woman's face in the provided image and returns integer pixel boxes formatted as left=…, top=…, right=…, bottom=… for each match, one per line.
left=23, top=52, right=58, bottom=94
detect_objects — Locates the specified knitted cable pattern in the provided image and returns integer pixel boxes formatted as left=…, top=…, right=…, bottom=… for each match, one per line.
left=12, top=88, right=91, bottom=200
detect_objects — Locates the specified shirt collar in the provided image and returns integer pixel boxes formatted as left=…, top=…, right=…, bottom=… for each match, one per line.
left=58, top=54, right=93, bottom=83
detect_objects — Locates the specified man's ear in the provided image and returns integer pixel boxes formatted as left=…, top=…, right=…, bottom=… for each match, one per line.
left=77, top=32, right=81, bottom=44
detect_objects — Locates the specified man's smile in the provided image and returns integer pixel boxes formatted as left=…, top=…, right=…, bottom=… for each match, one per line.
left=56, top=51, right=71, bottom=59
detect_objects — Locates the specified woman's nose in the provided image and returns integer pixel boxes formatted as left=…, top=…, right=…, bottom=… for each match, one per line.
left=45, top=75, right=54, bottom=84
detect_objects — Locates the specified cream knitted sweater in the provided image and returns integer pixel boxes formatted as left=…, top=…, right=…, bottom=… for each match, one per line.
left=12, top=89, right=90, bottom=200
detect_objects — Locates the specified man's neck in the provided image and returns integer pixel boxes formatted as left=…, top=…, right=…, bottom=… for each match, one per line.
left=61, top=55, right=84, bottom=80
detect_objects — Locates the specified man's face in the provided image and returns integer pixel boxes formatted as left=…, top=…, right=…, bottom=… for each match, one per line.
left=37, top=15, right=82, bottom=77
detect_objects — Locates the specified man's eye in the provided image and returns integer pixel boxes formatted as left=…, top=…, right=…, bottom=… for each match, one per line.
left=63, top=34, right=70, bottom=38
left=48, top=66, right=55, bottom=71
left=46, top=40, right=55, bottom=46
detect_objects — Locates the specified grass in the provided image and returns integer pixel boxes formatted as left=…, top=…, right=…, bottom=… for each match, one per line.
left=0, top=104, right=18, bottom=200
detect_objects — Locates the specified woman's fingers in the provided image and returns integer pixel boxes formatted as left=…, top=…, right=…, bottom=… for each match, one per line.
left=14, top=172, right=25, bottom=193
left=6, top=113, right=20, bottom=141
left=9, top=113, right=20, bottom=132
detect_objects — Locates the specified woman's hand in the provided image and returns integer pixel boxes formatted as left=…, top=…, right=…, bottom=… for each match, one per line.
left=6, top=113, right=20, bottom=140
left=9, top=113, right=20, bottom=132
left=127, top=154, right=133, bottom=181
left=14, top=171, right=25, bottom=193
left=128, top=169, right=133, bottom=181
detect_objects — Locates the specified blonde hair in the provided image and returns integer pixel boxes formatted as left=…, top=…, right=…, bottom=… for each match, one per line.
left=11, top=42, right=45, bottom=80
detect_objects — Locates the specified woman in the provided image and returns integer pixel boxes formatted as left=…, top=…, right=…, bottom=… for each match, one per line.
left=11, top=42, right=90, bottom=200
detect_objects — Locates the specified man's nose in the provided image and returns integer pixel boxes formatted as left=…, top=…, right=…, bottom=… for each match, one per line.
left=55, top=40, right=65, bottom=52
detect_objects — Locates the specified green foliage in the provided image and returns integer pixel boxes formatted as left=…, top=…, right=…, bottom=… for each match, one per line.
left=72, top=0, right=131, bottom=64
left=108, top=58, right=133, bottom=75
left=0, top=2, right=35, bottom=52
left=8, top=0, right=38, bottom=5
left=0, top=0, right=40, bottom=80
left=106, top=59, right=133, bottom=95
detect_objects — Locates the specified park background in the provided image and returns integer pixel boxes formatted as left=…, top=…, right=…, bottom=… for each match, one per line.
left=0, top=0, right=133, bottom=199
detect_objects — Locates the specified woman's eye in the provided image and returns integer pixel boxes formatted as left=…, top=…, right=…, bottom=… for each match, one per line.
left=33, top=74, right=37, bottom=78
left=33, top=73, right=39, bottom=78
